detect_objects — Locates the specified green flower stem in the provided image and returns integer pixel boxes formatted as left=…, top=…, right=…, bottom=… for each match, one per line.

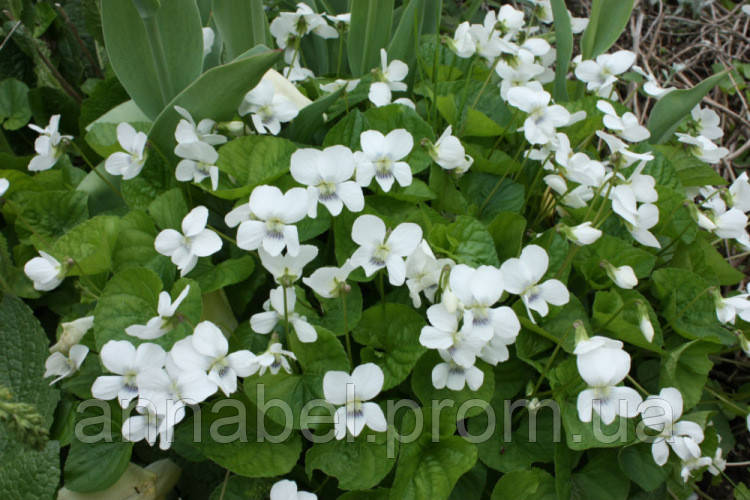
left=286, top=39, right=302, bottom=79
left=217, top=469, right=231, bottom=500
left=377, top=271, right=386, bottom=317
left=595, top=297, right=642, bottom=332
left=625, top=375, right=649, bottom=397
left=705, top=386, right=748, bottom=416
left=207, top=225, right=237, bottom=246
left=68, top=142, right=124, bottom=201
left=529, top=339, right=563, bottom=398
left=466, top=55, right=501, bottom=116
left=478, top=152, right=530, bottom=217
left=341, top=291, right=353, bottom=363
left=518, top=316, right=561, bottom=346
left=430, top=244, right=460, bottom=261
left=282, top=284, right=290, bottom=340
left=553, top=245, right=580, bottom=280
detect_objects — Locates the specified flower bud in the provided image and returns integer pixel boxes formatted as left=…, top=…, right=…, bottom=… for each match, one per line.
left=739, top=332, right=750, bottom=357
left=602, top=261, right=638, bottom=289
left=442, top=288, right=460, bottom=313
left=559, top=222, right=602, bottom=246
left=636, top=301, right=654, bottom=343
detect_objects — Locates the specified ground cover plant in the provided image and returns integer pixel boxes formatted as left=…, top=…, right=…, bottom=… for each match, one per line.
left=1, top=0, right=750, bottom=498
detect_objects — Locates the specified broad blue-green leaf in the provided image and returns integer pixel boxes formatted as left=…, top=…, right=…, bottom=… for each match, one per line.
left=420, top=0, right=442, bottom=35
left=214, top=135, right=297, bottom=199
left=147, top=47, right=281, bottom=165
left=347, top=0, right=394, bottom=76
left=387, top=0, right=424, bottom=67
left=94, top=268, right=201, bottom=349
left=580, top=0, right=634, bottom=59
left=83, top=100, right=151, bottom=132
left=63, top=438, right=133, bottom=492
left=647, top=71, right=728, bottom=144
left=353, top=303, right=427, bottom=390
left=551, top=0, right=572, bottom=101
left=101, top=0, right=204, bottom=119
left=0, top=78, right=31, bottom=130
left=490, top=468, right=556, bottom=500
left=306, top=429, right=397, bottom=491
left=211, top=0, right=269, bottom=60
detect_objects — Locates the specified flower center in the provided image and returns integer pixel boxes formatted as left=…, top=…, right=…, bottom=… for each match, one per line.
left=448, top=363, right=465, bottom=377
left=266, top=219, right=285, bottom=239
left=472, top=307, right=490, bottom=325
left=371, top=244, right=390, bottom=266
left=345, top=399, right=364, bottom=417
left=525, top=285, right=541, bottom=304
left=210, top=357, right=229, bottom=377
left=317, top=181, right=338, bottom=200
left=375, top=158, right=393, bottom=178
left=123, top=371, right=138, bottom=393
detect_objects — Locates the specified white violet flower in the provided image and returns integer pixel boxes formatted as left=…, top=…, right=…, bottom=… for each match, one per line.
left=323, top=363, right=387, bottom=439
left=154, top=206, right=223, bottom=276
left=105, top=122, right=148, bottom=180
left=125, top=285, right=191, bottom=340
left=355, top=129, right=414, bottom=192
left=290, top=145, right=365, bottom=217
left=349, top=214, right=422, bottom=285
